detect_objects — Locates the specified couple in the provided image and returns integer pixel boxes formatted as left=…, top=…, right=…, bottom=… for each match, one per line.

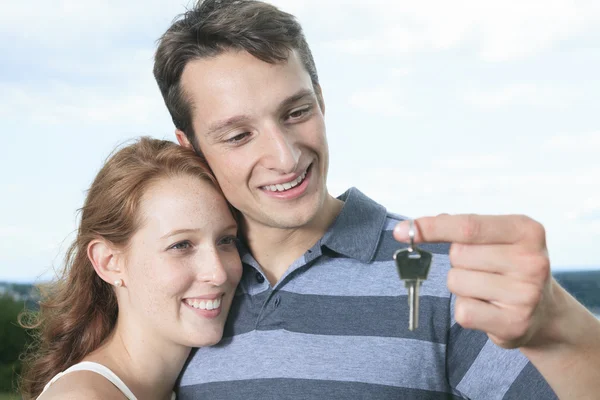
left=21, top=0, right=600, bottom=399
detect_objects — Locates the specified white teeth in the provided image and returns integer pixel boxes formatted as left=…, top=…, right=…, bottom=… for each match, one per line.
left=186, top=297, right=222, bottom=310
left=263, top=170, right=307, bottom=192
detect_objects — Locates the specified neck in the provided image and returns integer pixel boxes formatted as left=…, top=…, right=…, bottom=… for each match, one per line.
left=242, top=193, right=343, bottom=285
left=86, top=317, right=190, bottom=400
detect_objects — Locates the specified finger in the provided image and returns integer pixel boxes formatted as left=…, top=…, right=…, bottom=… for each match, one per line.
left=454, top=296, right=504, bottom=332
left=454, top=296, right=533, bottom=348
left=393, top=214, right=546, bottom=247
left=447, top=268, right=542, bottom=305
left=449, top=243, right=509, bottom=273
left=449, top=243, right=551, bottom=283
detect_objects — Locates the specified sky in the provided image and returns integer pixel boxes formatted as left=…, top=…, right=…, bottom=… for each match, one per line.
left=1, top=0, right=599, bottom=283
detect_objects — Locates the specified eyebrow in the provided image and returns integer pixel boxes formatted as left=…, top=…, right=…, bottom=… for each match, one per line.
left=160, top=223, right=238, bottom=240
left=205, top=115, right=252, bottom=137
left=160, top=228, right=201, bottom=240
left=277, top=88, right=315, bottom=112
left=205, top=88, right=316, bottom=137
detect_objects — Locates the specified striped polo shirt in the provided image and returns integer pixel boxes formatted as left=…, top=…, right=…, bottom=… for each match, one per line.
left=177, top=188, right=557, bottom=399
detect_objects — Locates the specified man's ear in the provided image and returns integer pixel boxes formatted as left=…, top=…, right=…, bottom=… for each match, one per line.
left=175, top=129, right=193, bottom=149
left=315, top=84, right=325, bottom=115
left=87, top=239, right=124, bottom=286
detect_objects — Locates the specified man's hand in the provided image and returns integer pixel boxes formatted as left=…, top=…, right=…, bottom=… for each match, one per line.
left=394, top=214, right=600, bottom=398
left=393, top=214, right=556, bottom=349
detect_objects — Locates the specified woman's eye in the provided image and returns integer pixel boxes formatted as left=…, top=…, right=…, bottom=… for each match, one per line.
left=170, top=241, right=192, bottom=250
left=218, top=236, right=238, bottom=246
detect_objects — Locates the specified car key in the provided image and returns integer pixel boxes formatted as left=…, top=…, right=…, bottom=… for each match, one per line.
left=393, top=220, right=432, bottom=331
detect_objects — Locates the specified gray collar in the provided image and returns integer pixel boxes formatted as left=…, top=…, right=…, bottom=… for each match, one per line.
left=320, top=187, right=388, bottom=263
left=238, top=187, right=388, bottom=266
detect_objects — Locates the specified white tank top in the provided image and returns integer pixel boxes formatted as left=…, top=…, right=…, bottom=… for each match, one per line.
left=38, top=361, right=176, bottom=400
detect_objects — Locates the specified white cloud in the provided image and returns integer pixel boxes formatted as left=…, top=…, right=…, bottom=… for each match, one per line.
left=0, top=77, right=168, bottom=128
left=543, top=132, right=600, bottom=152
left=0, top=226, right=29, bottom=239
left=349, top=164, right=600, bottom=209
left=566, top=197, right=600, bottom=222
left=316, top=0, right=600, bottom=61
left=4, top=0, right=598, bottom=62
left=0, top=0, right=189, bottom=48
left=433, top=154, right=509, bottom=170
left=44, top=48, right=157, bottom=79
left=348, top=87, right=414, bottom=117
left=389, top=67, right=412, bottom=78
left=463, top=83, right=575, bottom=109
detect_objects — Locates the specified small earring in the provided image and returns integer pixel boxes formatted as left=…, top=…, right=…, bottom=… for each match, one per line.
left=114, top=279, right=123, bottom=287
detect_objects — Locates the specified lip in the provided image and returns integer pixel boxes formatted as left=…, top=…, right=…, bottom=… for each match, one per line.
left=183, top=293, right=224, bottom=301
left=260, top=164, right=312, bottom=200
left=182, top=293, right=225, bottom=319
left=259, top=165, right=310, bottom=187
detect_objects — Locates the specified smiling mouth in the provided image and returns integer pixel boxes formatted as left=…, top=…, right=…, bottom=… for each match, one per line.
left=184, top=296, right=222, bottom=311
left=261, top=165, right=310, bottom=192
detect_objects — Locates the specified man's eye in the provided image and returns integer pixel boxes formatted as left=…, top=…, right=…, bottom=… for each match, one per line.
left=288, top=106, right=311, bottom=120
left=226, top=132, right=250, bottom=144
left=170, top=241, right=192, bottom=250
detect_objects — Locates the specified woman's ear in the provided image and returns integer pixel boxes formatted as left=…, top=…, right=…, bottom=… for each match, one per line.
left=88, top=239, right=125, bottom=288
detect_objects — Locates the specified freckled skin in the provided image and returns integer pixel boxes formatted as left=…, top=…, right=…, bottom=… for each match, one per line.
left=118, top=176, right=242, bottom=348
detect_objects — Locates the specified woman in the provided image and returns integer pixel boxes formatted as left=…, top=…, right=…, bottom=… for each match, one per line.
left=19, top=137, right=242, bottom=399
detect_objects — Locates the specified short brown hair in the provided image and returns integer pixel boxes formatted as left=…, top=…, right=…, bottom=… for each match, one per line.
left=153, top=0, right=320, bottom=146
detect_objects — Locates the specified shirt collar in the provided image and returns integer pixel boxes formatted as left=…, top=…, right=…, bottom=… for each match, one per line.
left=238, top=187, right=388, bottom=265
left=320, top=187, right=388, bottom=263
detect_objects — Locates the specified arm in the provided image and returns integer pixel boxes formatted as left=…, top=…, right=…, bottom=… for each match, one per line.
left=519, top=281, right=600, bottom=399
left=394, top=215, right=600, bottom=399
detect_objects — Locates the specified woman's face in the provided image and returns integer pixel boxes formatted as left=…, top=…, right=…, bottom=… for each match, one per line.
left=118, top=174, right=242, bottom=347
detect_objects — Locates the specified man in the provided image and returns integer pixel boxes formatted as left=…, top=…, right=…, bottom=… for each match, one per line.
left=153, top=0, right=600, bottom=398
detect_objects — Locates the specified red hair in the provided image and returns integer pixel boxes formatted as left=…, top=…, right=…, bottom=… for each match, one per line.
left=19, top=137, right=219, bottom=399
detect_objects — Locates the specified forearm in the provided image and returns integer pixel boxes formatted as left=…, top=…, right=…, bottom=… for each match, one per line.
left=520, top=280, right=600, bottom=399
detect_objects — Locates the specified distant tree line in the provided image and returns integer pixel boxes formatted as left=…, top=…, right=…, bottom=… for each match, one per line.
left=553, top=270, right=600, bottom=314
left=0, top=295, right=32, bottom=393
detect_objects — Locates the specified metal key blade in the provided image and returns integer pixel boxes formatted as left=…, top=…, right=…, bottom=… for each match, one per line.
left=394, top=247, right=432, bottom=331
left=406, top=280, right=420, bottom=331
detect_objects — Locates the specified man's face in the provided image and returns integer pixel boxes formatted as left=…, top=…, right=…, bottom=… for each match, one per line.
left=179, top=50, right=330, bottom=231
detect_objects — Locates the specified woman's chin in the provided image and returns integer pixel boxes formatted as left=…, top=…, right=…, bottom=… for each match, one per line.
left=179, top=326, right=226, bottom=348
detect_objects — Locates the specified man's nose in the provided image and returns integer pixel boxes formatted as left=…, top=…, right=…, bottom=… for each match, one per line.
left=260, top=123, right=300, bottom=173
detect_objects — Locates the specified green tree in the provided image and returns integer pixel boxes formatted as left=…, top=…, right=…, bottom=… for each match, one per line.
left=0, top=295, right=30, bottom=393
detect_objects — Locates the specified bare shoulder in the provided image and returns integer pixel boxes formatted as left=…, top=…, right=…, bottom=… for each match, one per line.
left=38, top=370, right=128, bottom=400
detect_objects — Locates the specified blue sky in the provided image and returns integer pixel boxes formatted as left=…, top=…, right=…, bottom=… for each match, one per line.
left=1, top=0, right=599, bottom=282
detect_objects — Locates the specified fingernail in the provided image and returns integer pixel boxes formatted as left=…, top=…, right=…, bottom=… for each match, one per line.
left=394, top=220, right=410, bottom=240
